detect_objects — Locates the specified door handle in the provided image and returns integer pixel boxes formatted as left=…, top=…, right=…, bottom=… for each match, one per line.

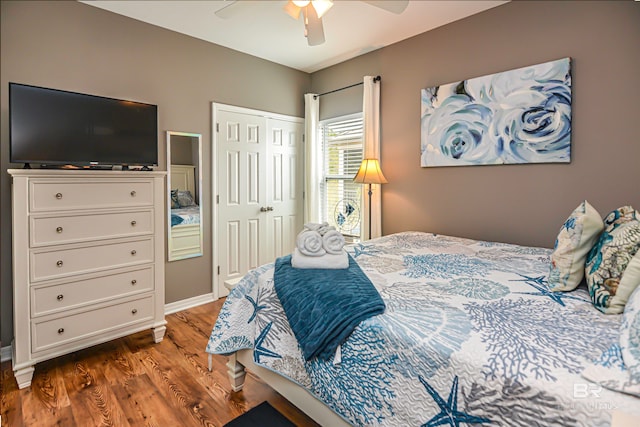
left=260, top=206, right=274, bottom=212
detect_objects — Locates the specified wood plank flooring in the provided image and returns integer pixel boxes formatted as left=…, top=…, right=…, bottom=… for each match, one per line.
left=0, top=299, right=320, bottom=427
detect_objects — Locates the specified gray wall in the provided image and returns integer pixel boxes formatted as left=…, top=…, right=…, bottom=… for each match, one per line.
left=312, top=0, right=640, bottom=249
left=0, top=0, right=309, bottom=345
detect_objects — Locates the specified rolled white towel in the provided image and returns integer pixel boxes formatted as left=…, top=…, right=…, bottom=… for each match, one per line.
left=291, top=248, right=348, bottom=269
left=317, top=223, right=336, bottom=236
left=322, top=229, right=345, bottom=255
left=296, top=230, right=326, bottom=257
left=304, top=222, right=328, bottom=233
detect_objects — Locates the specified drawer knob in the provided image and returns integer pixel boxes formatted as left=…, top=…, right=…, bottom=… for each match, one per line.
left=55, top=193, right=63, bottom=199
left=56, top=260, right=64, bottom=267
left=58, top=328, right=64, bottom=334
left=131, top=309, right=138, bottom=315
left=56, top=226, right=63, bottom=233
left=131, top=279, right=137, bottom=285
left=130, top=190, right=136, bottom=197
left=57, top=294, right=64, bottom=301
left=131, top=250, right=137, bottom=256
left=131, top=220, right=137, bottom=226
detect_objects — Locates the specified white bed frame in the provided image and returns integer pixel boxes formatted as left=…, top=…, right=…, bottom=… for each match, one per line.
left=209, top=349, right=351, bottom=426
left=169, top=164, right=201, bottom=259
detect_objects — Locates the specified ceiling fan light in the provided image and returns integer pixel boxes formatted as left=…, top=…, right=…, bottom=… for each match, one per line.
left=292, top=0, right=310, bottom=7
left=311, top=0, right=333, bottom=19
left=284, top=1, right=302, bottom=19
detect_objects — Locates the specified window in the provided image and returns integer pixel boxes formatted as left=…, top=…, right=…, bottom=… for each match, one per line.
left=319, top=113, right=363, bottom=240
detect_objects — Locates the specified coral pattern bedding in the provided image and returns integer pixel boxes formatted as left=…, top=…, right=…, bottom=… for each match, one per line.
left=170, top=206, right=200, bottom=227
left=206, top=232, right=640, bottom=426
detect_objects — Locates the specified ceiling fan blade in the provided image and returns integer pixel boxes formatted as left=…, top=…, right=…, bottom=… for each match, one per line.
left=361, top=0, right=409, bottom=14
left=214, top=0, right=239, bottom=19
left=304, top=5, right=325, bottom=46
left=284, top=1, right=302, bottom=20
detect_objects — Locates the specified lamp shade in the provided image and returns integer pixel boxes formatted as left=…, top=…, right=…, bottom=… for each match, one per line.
left=311, top=0, right=333, bottom=18
left=353, top=159, right=388, bottom=185
left=286, top=1, right=333, bottom=19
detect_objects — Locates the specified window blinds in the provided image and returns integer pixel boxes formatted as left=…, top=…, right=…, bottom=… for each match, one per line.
left=320, top=114, right=363, bottom=237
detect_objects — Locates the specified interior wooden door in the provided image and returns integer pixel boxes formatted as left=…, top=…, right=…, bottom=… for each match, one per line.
left=266, top=118, right=304, bottom=260
left=214, top=104, right=303, bottom=298
left=216, top=108, right=268, bottom=297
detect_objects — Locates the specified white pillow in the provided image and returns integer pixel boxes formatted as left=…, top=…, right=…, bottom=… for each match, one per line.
left=549, top=200, right=604, bottom=291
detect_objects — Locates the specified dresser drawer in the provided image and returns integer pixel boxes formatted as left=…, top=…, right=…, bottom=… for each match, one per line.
left=32, top=295, right=154, bottom=352
left=30, top=238, right=153, bottom=283
left=31, top=267, right=154, bottom=317
left=30, top=179, right=153, bottom=212
left=31, top=210, right=153, bottom=247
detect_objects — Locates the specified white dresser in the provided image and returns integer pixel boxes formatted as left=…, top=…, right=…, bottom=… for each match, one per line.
left=8, top=169, right=167, bottom=389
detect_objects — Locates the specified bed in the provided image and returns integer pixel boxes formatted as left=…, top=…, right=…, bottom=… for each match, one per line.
left=169, top=164, right=201, bottom=259
left=206, top=231, right=640, bottom=426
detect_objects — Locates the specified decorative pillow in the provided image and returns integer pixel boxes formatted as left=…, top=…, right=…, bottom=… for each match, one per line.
left=170, top=189, right=180, bottom=209
left=176, top=190, right=196, bottom=207
left=585, top=206, right=640, bottom=314
left=548, top=200, right=604, bottom=291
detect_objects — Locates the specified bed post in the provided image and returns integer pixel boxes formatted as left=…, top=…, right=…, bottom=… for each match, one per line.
left=226, top=352, right=246, bottom=392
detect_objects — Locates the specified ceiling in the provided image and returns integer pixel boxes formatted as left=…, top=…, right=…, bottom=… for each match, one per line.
left=82, top=0, right=508, bottom=73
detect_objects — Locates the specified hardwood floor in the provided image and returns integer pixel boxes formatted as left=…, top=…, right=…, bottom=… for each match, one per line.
left=0, top=299, right=320, bottom=427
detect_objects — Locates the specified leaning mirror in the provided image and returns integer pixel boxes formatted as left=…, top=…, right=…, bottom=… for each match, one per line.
left=167, top=131, right=203, bottom=261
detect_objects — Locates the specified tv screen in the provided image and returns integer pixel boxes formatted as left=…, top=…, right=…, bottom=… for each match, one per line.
left=9, top=83, right=158, bottom=167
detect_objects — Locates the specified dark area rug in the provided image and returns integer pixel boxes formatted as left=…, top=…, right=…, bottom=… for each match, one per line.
left=224, top=401, right=297, bottom=427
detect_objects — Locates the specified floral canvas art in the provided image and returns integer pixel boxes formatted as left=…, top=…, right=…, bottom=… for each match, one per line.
left=421, top=58, right=571, bottom=167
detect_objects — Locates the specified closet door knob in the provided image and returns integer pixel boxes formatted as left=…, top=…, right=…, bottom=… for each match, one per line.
left=131, top=279, right=137, bottom=285
left=56, top=226, right=63, bottom=233
left=55, top=193, right=63, bottom=199
left=130, top=190, right=136, bottom=197
left=56, top=260, right=64, bottom=267
left=131, top=220, right=137, bottom=226
left=57, top=328, right=64, bottom=334
left=260, top=207, right=269, bottom=212
left=131, top=309, right=138, bottom=315
left=131, top=250, right=137, bottom=256
left=57, top=294, right=64, bottom=301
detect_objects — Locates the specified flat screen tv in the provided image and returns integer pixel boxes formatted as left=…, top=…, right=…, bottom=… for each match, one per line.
left=9, top=83, right=158, bottom=168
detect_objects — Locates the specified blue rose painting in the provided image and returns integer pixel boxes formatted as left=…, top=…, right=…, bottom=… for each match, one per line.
left=421, top=58, right=571, bottom=167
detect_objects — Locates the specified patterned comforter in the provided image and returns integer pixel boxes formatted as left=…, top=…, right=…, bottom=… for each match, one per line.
left=206, top=232, right=640, bottom=426
left=170, top=205, right=200, bottom=227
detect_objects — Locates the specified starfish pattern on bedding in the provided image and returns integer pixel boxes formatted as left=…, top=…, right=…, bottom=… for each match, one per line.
left=254, top=322, right=281, bottom=363
left=245, top=294, right=266, bottom=323
left=511, top=274, right=588, bottom=306
left=419, top=375, right=491, bottom=427
left=353, top=243, right=381, bottom=258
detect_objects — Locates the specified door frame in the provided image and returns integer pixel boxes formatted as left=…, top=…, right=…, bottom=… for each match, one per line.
left=211, top=102, right=304, bottom=299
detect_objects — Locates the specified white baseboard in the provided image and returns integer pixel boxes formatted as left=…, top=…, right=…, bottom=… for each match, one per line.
left=0, top=293, right=217, bottom=363
left=164, top=292, right=216, bottom=315
left=1, top=345, right=12, bottom=362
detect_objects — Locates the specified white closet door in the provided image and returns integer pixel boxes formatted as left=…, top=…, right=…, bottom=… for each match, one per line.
left=214, top=104, right=303, bottom=298
left=266, top=118, right=304, bottom=259
left=216, top=108, right=268, bottom=296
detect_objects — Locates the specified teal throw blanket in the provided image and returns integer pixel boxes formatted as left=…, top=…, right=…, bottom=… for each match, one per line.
left=274, top=253, right=385, bottom=361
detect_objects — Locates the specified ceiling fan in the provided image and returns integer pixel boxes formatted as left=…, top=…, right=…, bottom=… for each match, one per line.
left=215, top=0, right=409, bottom=46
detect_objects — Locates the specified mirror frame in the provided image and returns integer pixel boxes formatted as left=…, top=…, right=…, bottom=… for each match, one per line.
left=166, top=131, right=203, bottom=261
